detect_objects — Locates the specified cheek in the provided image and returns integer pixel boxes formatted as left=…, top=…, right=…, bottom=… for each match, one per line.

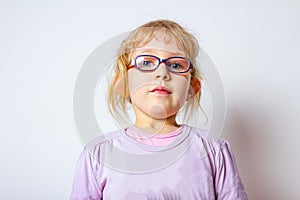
left=171, top=75, right=191, bottom=102
left=128, top=72, right=151, bottom=96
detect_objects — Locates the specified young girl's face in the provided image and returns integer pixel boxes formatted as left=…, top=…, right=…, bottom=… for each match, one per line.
left=127, top=34, right=193, bottom=121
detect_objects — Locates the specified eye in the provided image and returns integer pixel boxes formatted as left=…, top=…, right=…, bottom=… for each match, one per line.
left=169, top=62, right=183, bottom=70
left=167, top=58, right=190, bottom=72
left=136, top=56, right=157, bottom=69
left=141, top=60, right=155, bottom=67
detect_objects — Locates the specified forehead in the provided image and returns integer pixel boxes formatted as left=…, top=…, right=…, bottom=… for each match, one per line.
left=131, top=32, right=187, bottom=57
left=133, top=47, right=185, bottom=58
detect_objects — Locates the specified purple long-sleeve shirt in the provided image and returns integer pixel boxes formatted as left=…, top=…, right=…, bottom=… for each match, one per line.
left=71, top=125, right=248, bottom=199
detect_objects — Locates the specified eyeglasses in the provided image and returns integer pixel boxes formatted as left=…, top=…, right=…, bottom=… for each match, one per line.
left=128, top=54, right=192, bottom=73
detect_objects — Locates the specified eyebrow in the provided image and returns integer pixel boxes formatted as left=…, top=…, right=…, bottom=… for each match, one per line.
left=134, top=48, right=186, bottom=57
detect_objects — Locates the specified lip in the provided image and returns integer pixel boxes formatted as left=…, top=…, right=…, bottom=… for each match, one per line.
left=150, top=86, right=172, bottom=94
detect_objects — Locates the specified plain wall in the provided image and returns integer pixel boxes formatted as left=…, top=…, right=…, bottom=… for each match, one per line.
left=1, top=0, right=299, bottom=199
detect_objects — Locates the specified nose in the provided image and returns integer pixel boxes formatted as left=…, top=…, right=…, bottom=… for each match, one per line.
left=154, top=62, right=170, bottom=81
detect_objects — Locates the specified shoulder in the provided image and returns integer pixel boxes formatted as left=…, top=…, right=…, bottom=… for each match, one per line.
left=186, top=127, right=249, bottom=199
left=186, top=125, right=233, bottom=158
left=187, top=125, right=243, bottom=172
left=87, top=130, right=123, bottom=146
left=84, top=129, right=124, bottom=151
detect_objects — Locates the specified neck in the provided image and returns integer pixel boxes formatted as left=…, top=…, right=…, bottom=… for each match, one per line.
left=133, top=108, right=180, bottom=134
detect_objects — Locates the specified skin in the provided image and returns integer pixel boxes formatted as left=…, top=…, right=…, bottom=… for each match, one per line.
left=127, top=36, right=200, bottom=134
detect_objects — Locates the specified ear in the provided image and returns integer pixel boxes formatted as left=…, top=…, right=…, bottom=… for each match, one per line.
left=187, top=78, right=201, bottom=101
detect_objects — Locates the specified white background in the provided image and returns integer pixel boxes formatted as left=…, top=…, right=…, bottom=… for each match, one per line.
left=1, top=0, right=299, bottom=199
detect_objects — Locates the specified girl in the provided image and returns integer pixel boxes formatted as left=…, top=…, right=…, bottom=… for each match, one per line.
left=71, top=19, right=248, bottom=200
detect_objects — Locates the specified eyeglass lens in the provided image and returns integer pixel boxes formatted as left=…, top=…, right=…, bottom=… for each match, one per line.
left=135, top=55, right=190, bottom=73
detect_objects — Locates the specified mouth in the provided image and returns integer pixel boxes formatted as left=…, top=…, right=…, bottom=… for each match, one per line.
left=150, top=86, right=172, bottom=95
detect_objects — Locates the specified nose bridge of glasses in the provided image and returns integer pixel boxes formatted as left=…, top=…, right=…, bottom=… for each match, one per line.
left=156, top=57, right=171, bottom=69
left=156, top=58, right=170, bottom=71
left=152, top=59, right=169, bottom=78
left=159, top=57, right=168, bottom=65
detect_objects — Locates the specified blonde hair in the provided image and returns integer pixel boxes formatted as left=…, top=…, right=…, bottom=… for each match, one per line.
left=108, top=19, right=203, bottom=124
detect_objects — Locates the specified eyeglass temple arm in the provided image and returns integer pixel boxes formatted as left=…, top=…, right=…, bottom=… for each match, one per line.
left=127, top=65, right=135, bottom=70
left=127, top=58, right=136, bottom=70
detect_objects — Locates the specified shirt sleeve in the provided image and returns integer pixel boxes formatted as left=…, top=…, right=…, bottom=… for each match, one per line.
left=70, top=147, right=103, bottom=200
left=214, top=141, right=249, bottom=200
